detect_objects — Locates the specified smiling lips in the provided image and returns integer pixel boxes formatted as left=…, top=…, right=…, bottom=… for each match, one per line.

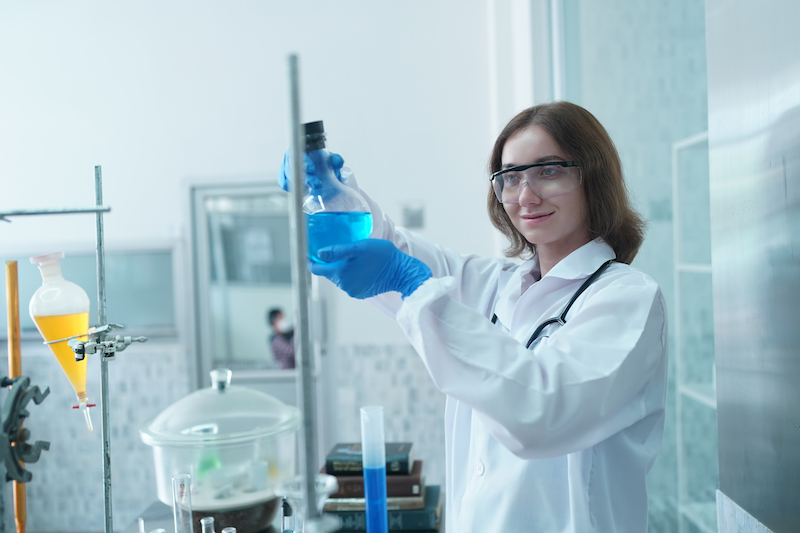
left=521, top=212, right=553, bottom=223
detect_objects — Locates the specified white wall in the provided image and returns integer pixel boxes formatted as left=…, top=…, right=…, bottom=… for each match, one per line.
left=1, top=0, right=495, bottom=250
left=1, top=0, right=499, bottom=340
left=1, top=0, right=505, bottom=529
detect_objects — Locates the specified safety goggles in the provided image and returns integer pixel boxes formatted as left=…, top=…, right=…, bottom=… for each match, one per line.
left=490, top=161, right=581, bottom=203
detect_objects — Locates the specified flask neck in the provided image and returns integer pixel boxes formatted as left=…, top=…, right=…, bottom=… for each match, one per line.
left=305, top=131, right=326, bottom=152
left=38, top=261, right=64, bottom=282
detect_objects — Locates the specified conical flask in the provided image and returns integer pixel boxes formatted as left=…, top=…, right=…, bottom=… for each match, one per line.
left=29, top=252, right=93, bottom=430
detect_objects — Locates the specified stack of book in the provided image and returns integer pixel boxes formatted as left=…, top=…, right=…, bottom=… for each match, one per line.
left=321, top=442, right=442, bottom=531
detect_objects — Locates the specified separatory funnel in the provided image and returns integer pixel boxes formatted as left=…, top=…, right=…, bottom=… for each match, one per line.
left=29, top=252, right=93, bottom=430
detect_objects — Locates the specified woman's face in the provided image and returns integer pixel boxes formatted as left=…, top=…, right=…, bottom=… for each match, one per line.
left=501, top=125, right=591, bottom=261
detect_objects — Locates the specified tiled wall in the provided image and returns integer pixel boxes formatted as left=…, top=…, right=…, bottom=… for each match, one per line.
left=0, top=338, right=444, bottom=532
left=325, top=343, right=447, bottom=490
left=1, top=339, right=190, bottom=532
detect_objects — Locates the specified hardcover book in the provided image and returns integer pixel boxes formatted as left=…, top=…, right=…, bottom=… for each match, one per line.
left=326, top=460, right=424, bottom=499
left=329, top=485, right=442, bottom=531
left=325, top=442, right=414, bottom=475
left=323, top=485, right=426, bottom=512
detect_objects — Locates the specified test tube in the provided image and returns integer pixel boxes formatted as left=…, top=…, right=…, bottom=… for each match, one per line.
left=360, top=406, right=388, bottom=533
left=171, top=473, right=193, bottom=533
left=281, top=497, right=294, bottom=533
left=200, top=517, right=215, bottom=533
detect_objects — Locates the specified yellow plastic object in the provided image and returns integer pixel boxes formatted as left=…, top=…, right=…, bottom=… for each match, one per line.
left=28, top=252, right=93, bottom=430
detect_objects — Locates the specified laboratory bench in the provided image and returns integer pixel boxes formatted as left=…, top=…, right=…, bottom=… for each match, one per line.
left=126, top=500, right=442, bottom=532
left=124, top=501, right=278, bottom=533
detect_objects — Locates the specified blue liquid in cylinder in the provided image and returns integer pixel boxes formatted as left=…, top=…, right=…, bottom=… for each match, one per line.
left=363, top=466, right=389, bottom=533
left=307, top=212, right=373, bottom=263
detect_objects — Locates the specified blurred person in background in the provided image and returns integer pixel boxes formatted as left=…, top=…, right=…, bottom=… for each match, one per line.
left=267, top=307, right=295, bottom=370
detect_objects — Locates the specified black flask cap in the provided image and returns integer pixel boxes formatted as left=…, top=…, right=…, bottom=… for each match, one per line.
left=303, top=121, right=327, bottom=151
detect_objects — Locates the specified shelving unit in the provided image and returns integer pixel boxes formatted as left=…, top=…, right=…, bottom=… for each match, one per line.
left=672, top=131, right=718, bottom=533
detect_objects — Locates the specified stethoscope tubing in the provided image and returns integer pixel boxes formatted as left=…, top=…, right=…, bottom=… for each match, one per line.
left=491, top=259, right=615, bottom=349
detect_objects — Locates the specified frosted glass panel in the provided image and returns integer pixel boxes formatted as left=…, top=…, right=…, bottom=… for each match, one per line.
left=679, top=398, right=719, bottom=532
left=677, top=142, right=712, bottom=265
left=679, top=271, right=715, bottom=387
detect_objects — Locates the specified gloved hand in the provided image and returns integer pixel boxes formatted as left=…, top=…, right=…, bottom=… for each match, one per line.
left=309, top=239, right=432, bottom=300
left=278, top=150, right=345, bottom=192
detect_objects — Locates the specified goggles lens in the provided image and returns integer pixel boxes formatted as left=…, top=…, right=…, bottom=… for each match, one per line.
left=491, top=162, right=581, bottom=203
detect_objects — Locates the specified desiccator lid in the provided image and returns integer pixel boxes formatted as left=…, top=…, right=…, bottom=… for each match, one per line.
left=139, top=368, right=301, bottom=447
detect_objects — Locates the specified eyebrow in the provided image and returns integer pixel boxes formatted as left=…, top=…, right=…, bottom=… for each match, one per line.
left=501, top=155, right=567, bottom=169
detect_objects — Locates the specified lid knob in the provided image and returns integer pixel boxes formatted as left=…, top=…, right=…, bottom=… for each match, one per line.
left=210, top=368, right=232, bottom=393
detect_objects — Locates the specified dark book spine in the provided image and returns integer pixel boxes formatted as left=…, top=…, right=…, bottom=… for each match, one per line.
left=326, top=454, right=411, bottom=475
left=333, top=478, right=418, bottom=498
left=332, top=485, right=440, bottom=532
left=330, top=461, right=423, bottom=498
left=333, top=508, right=438, bottom=531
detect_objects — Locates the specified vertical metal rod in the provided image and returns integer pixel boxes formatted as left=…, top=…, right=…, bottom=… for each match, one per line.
left=549, top=0, right=565, bottom=101
left=6, top=261, right=25, bottom=533
left=95, top=165, right=113, bottom=533
left=286, top=54, right=321, bottom=521
left=208, top=213, right=234, bottom=362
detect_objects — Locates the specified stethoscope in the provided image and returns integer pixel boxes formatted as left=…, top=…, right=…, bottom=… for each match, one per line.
left=491, top=259, right=615, bottom=348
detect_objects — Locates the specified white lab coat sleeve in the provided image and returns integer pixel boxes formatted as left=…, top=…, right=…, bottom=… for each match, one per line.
left=346, top=174, right=512, bottom=317
left=396, top=271, right=667, bottom=459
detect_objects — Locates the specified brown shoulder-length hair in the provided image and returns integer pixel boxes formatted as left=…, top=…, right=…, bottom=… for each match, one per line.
left=488, top=101, right=645, bottom=264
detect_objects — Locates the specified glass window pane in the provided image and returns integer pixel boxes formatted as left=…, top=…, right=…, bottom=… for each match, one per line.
left=1, top=249, right=175, bottom=337
left=195, top=186, right=295, bottom=372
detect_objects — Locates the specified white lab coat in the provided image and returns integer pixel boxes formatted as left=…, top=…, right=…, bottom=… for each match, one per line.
left=349, top=178, right=668, bottom=533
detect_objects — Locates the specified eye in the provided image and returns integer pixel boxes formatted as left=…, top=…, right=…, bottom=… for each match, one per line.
left=539, top=165, right=564, bottom=179
left=503, top=172, right=521, bottom=185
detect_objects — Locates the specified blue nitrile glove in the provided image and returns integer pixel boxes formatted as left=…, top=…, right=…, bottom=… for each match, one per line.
left=278, top=150, right=345, bottom=192
left=309, top=239, right=432, bottom=300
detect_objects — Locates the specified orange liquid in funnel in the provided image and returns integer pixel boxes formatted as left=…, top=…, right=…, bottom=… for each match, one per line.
left=33, top=312, right=89, bottom=399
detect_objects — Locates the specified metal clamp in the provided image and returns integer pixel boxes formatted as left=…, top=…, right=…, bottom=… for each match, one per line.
left=67, top=323, right=148, bottom=362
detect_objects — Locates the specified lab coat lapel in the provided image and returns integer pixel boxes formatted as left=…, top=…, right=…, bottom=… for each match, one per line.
left=544, top=239, right=616, bottom=281
left=499, top=240, right=616, bottom=340
left=493, top=257, right=537, bottom=330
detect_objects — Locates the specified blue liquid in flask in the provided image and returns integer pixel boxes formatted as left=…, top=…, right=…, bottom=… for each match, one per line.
left=307, top=211, right=373, bottom=263
left=363, top=466, right=389, bottom=533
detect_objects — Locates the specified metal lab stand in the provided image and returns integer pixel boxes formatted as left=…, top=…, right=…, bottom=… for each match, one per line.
left=285, top=54, right=338, bottom=532
left=0, top=167, right=147, bottom=533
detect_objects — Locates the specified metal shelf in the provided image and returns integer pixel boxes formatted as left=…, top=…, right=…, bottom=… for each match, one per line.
left=679, top=383, right=716, bottom=409
left=673, top=131, right=718, bottom=533
left=675, top=262, right=712, bottom=274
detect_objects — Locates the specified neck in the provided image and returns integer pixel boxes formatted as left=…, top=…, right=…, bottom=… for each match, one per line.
left=536, top=237, right=592, bottom=277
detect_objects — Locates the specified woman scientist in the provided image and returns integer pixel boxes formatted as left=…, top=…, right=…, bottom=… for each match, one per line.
left=284, top=101, right=667, bottom=533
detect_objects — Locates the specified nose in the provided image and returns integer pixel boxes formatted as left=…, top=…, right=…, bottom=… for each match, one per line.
left=518, top=180, right=543, bottom=205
